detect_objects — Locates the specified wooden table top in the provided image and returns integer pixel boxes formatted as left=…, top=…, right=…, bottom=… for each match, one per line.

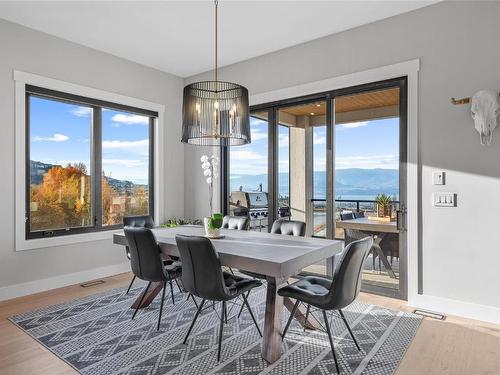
left=114, top=225, right=343, bottom=280
left=336, top=217, right=399, bottom=233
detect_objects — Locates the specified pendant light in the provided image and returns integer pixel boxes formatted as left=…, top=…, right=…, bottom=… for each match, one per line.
left=181, top=0, right=251, bottom=146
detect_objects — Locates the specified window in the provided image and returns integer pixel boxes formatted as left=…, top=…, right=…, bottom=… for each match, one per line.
left=26, top=85, right=156, bottom=239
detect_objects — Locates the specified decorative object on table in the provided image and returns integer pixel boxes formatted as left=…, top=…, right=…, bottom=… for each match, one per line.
left=375, top=193, right=393, bottom=218
left=200, top=154, right=219, bottom=215
left=161, top=218, right=203, bottom=228
left=451, top=90, right=500, bottom=146
left=181, top=0, right=250, bottom=146
left=204, top=213, right=224, bottom=238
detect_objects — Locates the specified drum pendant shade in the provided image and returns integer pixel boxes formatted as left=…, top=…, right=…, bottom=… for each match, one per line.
left=181, top=0, right=250, bottom=147
left=182, top=80, right=250, bottom=146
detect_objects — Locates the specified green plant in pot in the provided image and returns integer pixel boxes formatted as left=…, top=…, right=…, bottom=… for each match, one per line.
left=375, top=193, right=392, bottom=218
left=204, top=213, right=223, bottom=238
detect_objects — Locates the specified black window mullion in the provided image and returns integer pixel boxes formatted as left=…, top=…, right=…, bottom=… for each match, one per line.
left=148, top=117, right=155, bottom=221
left=92, top=106, right=103, bottom=229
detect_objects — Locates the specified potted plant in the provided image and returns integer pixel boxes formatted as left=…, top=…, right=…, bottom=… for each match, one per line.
left=204, top=212, right=223, bottom=238
left=161, top=218, right=202, bottom=228
left=375, top=193, right=393, bottom=218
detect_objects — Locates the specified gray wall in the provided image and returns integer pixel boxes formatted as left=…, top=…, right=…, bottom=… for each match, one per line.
left=0, top=19, right=184, bottom=289
left=185, top=1, right=500, bottom=309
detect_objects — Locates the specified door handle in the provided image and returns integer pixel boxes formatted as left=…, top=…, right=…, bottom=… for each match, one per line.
left=396, top=210, right=402, bottom=232
left=396, top=206, right=407, bottom=232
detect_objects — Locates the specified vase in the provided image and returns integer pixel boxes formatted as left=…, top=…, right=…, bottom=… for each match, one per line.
left=377, top=204, right=392, bottom=218
left=204, top=217, right=221, bottom=238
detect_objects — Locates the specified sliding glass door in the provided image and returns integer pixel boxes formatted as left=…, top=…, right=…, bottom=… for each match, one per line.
left=224, top=77, right=408, bottom=299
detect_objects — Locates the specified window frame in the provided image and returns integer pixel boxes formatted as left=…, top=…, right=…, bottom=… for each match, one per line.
left=14, top=71, right=165, bottom=251
left=25, top=85, right=156, bottom=239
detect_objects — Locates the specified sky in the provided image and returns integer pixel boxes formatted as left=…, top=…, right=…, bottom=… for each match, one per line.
left=229, top=115, right=400, bottom=177
left=29, top=96, right=150, bottom=185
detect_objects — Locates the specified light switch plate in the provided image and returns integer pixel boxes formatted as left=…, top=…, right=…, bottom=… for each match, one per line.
left=433, top=192, right=456, bottom=207
left=433, top=171, right=445, bottom=185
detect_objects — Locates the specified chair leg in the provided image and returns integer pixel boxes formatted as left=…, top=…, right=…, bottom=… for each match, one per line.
left=282, top=300, right=299, bottom=341
left=183, top=299, right=206, bottom=344
left=322, top=310, right=340, bottom=374
left=304, top=304, right=310, bottom=332
left=242, top=292, right=262, bottom=337
left=132, top=281, right=151, bottom=320
left=237, top=290, right=250, bottom=318
left=339, top=309, right=360, bottom=351
left=169, top=280, right=175, bottom=305
left=188, top=293, right=199, bottom=309
left=126, top=275, right=136, bottom=294
left=157, top=281, right=167, bottom=331
left=174, top=278, right=183, bottom=294
left=217, top=301, right=226, bottom=362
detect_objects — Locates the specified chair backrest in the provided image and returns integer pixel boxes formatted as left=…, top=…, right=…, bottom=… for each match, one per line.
left=222, top=215, right=249, bottom=230
left=325, top=236, right=373, bottom=310
left=124, top=227, right=166, bottom=282
left=344, top=228, right=371, bottom=246
left=123, top=215, right=155, bottom=260
left=123, top=215, right=155, bottom=228
left=354, top=211, right=365, bottom=219
left=270, top=219, right=306, bottom=236
left=175, top=235, right=230, bottom=301
left=340, top=212, right=354, bottom=221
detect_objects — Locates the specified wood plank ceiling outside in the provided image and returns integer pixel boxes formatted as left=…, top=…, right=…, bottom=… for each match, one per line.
left=280, top=87, right=400, bottom=117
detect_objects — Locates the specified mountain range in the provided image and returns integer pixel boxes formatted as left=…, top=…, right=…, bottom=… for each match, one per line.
left=230, top=168, right=399, bottom=199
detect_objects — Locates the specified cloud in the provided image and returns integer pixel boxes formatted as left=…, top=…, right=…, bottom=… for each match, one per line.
left=336, top=154, right=399, bottom=169
left=230, top=148, right=265, bottom=161
left=102, top=159, right=148, bottom=168
left=314, top=136, right=326, bottom=145
left=314, top=156, right=326, bottom=171
left=102, top=139, right=149, bottom=150
left=230, top=147, right=267, bottom=174
left=71, top=107, right=91, bottom=117
left=279, top=134, right=289, bottom=148
left=34, top=133, right=69, bottom=142
left=251, top=128, right=267, bottom=141
left=111, top=114, right=149, bottom=125
left=338, top=121, right=369, bottom=129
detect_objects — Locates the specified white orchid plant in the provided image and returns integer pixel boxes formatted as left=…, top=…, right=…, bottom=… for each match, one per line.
left=201, top=154, right=219, bottom=216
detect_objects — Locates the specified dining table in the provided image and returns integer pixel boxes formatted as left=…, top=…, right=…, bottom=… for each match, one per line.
left=113, top=225, right=343, bottom=364
left=336, top=217, right=399, bottom=278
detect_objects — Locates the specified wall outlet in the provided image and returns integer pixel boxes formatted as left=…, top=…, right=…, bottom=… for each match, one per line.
left=433, top=192, right=457, bottom=207
left=433, top=171, right=445, bottom=185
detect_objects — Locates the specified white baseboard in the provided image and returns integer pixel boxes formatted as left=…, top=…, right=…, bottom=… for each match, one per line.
left=409, top=294, right=500, bottom=325
left=0, top=262, right=131, bottom=302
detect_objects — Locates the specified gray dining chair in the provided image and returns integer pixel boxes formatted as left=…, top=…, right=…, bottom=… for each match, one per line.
left=123, top=215, right=154, bottom=294
left=175, top=235, right=262, bottom=362
left=278, top=236, right=373, bottom=374
left=340, top=212, right=354, bottom=221
left=124, top=227, right=183, bottom=330
left=222, top=215, right=249, bottom=230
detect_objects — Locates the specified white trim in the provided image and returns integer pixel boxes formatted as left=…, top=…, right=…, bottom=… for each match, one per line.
left=0, top=262, right=130, bottom=302
left=13, top=70, right=165, bottom=113
left=14, top=70, right=166, bottom=251
left=249, top=58, right=421, bottom=305
left=409, top=294, right=500, bottom=325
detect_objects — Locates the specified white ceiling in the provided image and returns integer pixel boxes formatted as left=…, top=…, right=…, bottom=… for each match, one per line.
left=0, top=1, right=438, bottom=77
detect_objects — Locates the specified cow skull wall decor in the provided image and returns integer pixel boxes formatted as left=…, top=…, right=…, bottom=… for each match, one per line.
left=470, top=90, right=499, bottom=145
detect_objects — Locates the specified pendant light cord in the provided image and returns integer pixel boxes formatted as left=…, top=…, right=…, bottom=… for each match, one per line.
left=214, top=0, right=218, bottom=83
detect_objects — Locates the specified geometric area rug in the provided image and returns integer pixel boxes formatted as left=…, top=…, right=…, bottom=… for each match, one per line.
left=9, top=281, right=421, bottom=375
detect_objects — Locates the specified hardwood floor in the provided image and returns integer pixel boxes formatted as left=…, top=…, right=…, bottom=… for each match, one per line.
left=0, top=272, right=499, bottom=375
